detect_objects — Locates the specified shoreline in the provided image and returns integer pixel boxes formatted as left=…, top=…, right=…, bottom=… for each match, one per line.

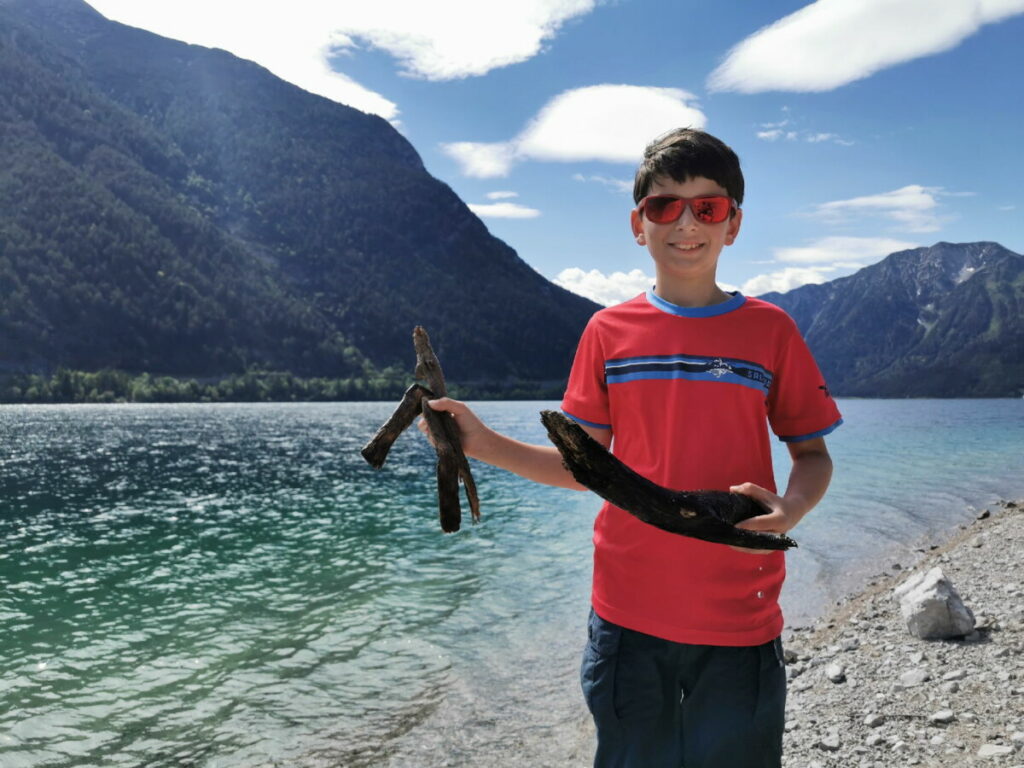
left=564, top=499, right=1024, bottom=768
left=781, top=498, right=1024, bottom=766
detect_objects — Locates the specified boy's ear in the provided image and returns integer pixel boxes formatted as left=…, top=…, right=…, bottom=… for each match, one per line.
left=630, top=209, right=645, bottom=243
left=725, top=208, right=743, bottom=246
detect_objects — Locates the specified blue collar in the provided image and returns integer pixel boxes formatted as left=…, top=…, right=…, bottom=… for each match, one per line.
left=645, top=288, right=746, bottom=318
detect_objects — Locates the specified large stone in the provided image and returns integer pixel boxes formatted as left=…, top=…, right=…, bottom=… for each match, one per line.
left=893, top=567, right=976, bottom=639
left=977, top=743, right=1014, bottom=758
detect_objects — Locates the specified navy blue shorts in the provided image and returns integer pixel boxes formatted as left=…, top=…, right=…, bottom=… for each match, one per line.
left=580, top=609, right=786, bottom=768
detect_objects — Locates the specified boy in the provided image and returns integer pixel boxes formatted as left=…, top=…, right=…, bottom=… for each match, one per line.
left=421, top=128, right=841, bottom=767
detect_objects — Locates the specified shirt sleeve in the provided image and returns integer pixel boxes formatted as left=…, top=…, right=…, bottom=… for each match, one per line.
left=767, top=316, right=843, bottom=442
left=560, top=315, right=611, bottom=429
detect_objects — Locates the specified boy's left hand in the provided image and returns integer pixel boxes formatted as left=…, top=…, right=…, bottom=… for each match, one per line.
left=727, top=482, right=799, bottom=555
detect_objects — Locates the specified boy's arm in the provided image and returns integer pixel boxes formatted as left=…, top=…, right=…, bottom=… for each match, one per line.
left=730, top=436, right=833, bottom=545
left=420, top=397, right=612, bottom=490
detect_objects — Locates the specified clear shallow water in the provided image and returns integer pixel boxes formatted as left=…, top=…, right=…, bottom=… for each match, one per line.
left=1, top=400, right=1022, bottom=766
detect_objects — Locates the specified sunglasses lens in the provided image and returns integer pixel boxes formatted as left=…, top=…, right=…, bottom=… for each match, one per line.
left=643, top=196, right=685, bottom=223
left=693, top=197, right=731, bottom=223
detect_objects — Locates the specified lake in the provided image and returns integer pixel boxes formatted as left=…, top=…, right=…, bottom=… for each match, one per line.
left=1, top=399, right=1022, bottom=766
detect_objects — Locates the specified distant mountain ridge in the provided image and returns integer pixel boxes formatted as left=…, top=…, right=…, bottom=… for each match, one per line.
left=0, top=0, right=599, bottom=383
left=1, top=2, right=1019, bottom=400
left=760, top=242, right=1024, bottom=397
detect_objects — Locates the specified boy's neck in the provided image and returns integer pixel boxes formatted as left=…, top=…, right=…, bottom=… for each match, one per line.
left=652, top=279, right=731, bottom=309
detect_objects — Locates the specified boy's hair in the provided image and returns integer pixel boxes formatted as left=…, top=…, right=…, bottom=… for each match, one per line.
left=633, top=128, right=744, bottom=206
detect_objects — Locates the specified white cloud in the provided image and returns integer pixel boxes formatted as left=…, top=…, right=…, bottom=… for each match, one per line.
left=774, top=236, right=919, bottom=264
left=758, top=109, right=853, bottom=145
left=572, top=174, right=634, bottom=194
left=760, top=129, right=853, bottom=145
left=87, top=1, right=398, bottom=118
left=486, top=191, right=519, bottom=200
left=708, top=0, right=1024, bottom=93
left=441, top=142, right=517, bottom=178
left=442, top=85, right=706, bottom=177
left=324, top=0, right=597, bottom=81
left=812, top=185, right=944, bottom=232
left=86, top=1, right=599, bottom=120
left=553, top=268, right=652, bottom=305
left=742, top=267, right=837, bottom=296
left=743, top=236, right=921, bottom=295
left=999, top=204, right=1017, bottom=211
left=467, top=202, right=541, bottom=219
left=553, top=267, right=740, bottom=305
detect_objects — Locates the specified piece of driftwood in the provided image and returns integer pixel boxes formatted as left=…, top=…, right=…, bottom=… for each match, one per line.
left=361, top=383, right=435, bottom=469
left=540, top=410, right=796, bottom=550
left=419, top=394, right=463, bottom=532
left=360, top=326, right=480, bottom=532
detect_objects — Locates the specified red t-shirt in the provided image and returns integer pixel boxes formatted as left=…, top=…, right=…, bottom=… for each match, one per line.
left=561, top=290, right=842, bottom=646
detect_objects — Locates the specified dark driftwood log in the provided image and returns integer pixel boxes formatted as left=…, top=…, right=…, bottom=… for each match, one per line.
left=360, top=383, right=435, bottom=468
left=540, top=410, right=796, bottom=550
left=360, top=326, right=480, bottom=532
left=414, top=326, right=447, bottom=396
left=420, top=395, right=462, bottom=532
left=412, top=326, right=479, bottom=526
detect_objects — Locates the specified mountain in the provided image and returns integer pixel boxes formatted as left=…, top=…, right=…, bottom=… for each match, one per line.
left=760, top=242, right=1024, bottom=397
left=0, top=0, right=599, bottom=385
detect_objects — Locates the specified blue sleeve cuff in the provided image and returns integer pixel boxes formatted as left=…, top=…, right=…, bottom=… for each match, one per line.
left=562, top=409, right=611, bottom=429
left=778, top=418, right=843, bottom=443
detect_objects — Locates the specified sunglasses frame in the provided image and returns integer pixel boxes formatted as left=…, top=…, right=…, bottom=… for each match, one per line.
left=637, top=194, right=737, bottom=225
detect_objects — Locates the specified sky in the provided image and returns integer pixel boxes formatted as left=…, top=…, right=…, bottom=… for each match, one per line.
left=85, top=0, right=1024, bottom=305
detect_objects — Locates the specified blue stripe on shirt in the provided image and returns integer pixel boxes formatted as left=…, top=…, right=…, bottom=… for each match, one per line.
left=779, top=418, right=844, bottom=442
left=561, top=409, right=611, bottom=429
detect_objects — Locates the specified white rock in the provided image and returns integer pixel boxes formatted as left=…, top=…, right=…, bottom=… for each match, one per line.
left=894, top=567, right=976, bottom=639
left=978, top=744, right=1015, bottom=758
left=818, top=732, right=841, bottom=752
left=930, top=709, right=955, bottom=724
left=900, top=668, right=931, bottom=687
left=826, top=662, right=847, bottom=683
left=864, top=713, right=885, bottom=727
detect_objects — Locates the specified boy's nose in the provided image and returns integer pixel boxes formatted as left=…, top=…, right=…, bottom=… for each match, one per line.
left=675, top=205, right=700, bottom=228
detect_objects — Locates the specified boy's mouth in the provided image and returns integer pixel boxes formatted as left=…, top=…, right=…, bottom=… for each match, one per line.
left=670, top=242, right=703, bottom=252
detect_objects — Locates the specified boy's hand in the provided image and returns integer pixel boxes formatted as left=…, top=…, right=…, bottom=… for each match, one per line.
left=727, top=482, right=798, bottom=555
left=417, top=397, right=491, bottom=459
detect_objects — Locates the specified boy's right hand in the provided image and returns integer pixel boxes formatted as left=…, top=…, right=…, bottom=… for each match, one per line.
left=417, top=397, right=490, bottom=459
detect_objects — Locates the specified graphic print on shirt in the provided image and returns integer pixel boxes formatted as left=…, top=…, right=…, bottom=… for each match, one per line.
left=604, top=353, right=773, bottom=395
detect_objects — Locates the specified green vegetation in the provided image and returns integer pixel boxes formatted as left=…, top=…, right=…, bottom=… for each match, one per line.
left=0, top=369, right=566, bottom=404
left=0, top=0, right=598, bottom=390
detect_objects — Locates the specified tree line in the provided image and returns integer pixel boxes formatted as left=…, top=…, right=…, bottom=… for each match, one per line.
left=0, top=369, right=566, bottom=404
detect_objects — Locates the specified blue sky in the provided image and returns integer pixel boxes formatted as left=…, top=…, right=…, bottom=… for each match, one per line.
left=87, top=0, right=1024, bottom=305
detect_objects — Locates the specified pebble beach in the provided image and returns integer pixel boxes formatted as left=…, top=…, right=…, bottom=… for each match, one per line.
left=559, top=499, right=1024, bottom=768
left=781, top=498, right=1024, bottom=767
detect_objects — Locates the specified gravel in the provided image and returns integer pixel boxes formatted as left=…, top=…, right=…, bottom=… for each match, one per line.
left=781, top=499, right=1024, bottom=768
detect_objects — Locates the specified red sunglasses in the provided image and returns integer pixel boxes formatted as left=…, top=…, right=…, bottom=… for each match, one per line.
left=637, top=195, right=736, bottom=224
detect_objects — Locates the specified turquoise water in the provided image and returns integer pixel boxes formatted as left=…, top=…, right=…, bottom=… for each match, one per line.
left=1, top=400, right=1022, bottom=766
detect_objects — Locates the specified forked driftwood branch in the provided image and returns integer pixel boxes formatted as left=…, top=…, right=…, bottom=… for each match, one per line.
left=540, top=410, right=796, bottom=550
left=361, top=327, right=480, bottom=533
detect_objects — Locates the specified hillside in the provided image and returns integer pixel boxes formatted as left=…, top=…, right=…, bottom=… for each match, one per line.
left=0, top=0, right=599, bottom=386
left=760, top=242, right=1024, bottom=397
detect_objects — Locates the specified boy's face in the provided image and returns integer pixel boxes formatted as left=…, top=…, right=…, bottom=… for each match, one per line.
left=630, top=175, right=742, bottom=288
